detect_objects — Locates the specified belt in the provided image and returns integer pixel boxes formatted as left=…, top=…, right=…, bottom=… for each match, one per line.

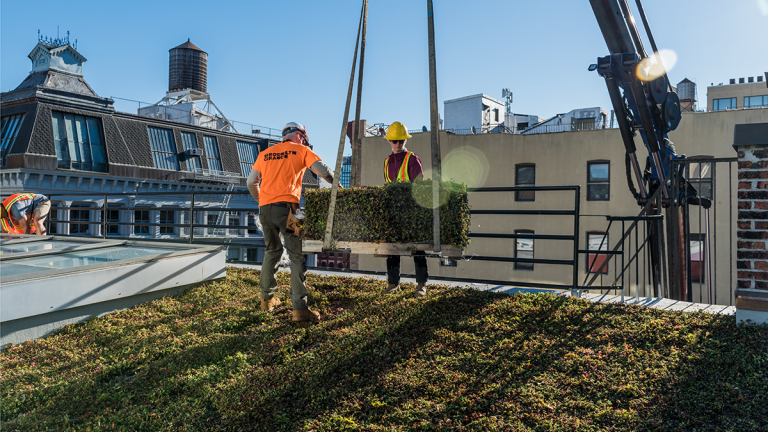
left=264, top=202, right=289, bottom=208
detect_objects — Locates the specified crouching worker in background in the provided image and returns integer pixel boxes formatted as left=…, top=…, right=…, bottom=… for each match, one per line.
left=247, top=122, right=340, bottom=322
left=382, top=121, right=429, bottom=297
left=1, top=193, right=51, bottom=235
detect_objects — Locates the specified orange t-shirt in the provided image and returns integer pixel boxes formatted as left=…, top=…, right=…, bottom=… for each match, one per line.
left=253, top=141, right=321, bottom=206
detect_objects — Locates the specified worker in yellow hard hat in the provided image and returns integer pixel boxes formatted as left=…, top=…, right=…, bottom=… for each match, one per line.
left=382, top=121, right=429, bottom=297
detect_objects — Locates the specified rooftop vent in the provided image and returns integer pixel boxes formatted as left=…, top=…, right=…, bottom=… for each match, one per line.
left=739, top=78, right=745, bottom=84
left=758, top=75, right=764, bottom=82
left=730, top=79, right=736, bottom=84
left=749, top=77, right=754, bottom=83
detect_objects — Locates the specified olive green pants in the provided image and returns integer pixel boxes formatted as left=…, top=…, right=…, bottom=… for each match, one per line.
left=259, top=203, right=309, bottom=310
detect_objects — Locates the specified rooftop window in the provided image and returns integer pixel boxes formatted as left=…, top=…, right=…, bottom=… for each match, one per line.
left=236, top=141, right=259, bottom=177
left=203, top=136, right=222, bottom=173
left=51, top=112, right=107, bottom=172
left=180, top=132, right=202, bottom=172
left=1, top=114, right=25, bottom=166
left=148, top=127, right=180, bottom=171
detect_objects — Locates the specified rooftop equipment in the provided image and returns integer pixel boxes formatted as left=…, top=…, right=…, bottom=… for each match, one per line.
left=169, top=39, right=207, bottom=93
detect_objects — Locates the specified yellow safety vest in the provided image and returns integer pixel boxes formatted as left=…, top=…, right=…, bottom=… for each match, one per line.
left=384, top=152, right=413, bottom=183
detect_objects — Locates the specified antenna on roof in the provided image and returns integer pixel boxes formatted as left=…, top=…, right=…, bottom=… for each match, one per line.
left=502, top=88, right=513, bottom=114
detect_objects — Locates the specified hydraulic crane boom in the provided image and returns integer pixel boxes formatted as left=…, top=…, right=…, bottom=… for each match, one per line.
left=588, top=0, right=682, bottom=204
left=588, top=0, right=711, bottom=302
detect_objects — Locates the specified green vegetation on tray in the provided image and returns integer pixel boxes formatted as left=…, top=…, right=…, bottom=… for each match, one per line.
left=2, top=267, right=767, bottom=431
left=304, top=179, right=471, bottom=248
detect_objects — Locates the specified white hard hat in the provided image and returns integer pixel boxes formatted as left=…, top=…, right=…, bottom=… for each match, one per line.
left=282, top=122, right=306, bottom=136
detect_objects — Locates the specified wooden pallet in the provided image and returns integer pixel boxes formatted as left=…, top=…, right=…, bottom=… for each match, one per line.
left=302, top=240, right=462, bottom=259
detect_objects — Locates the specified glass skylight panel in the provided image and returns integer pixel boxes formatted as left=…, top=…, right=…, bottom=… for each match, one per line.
left=2, top=245, right=181, bottom=276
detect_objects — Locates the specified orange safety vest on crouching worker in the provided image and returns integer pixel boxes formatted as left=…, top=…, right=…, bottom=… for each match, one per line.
left=1, top=193, right=37, bottom=234
left=384, top=152, right=413, bottom=183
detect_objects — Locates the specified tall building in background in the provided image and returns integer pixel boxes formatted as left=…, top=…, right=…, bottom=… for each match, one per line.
left=0, top=34, right=302, bottom=264
left=707, top=73, right=768, bottom=111
left=340, top=155, right=352, bottom=188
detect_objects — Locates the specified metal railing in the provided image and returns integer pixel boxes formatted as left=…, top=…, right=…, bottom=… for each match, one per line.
left=42, top=191, right=262, bottom=247
left=110, top=96, right=282, bottom=140
left=580, top=214, right=666, bottom=302
left=466, top=185, right=582, bottom=292
left=580, top=156, right=737, bottom=305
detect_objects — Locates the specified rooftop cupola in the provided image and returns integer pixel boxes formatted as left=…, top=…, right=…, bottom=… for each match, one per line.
left=28, top=30, right=87, bottom=76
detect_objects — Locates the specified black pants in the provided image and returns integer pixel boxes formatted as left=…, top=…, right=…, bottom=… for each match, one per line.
left=386, top=251, right=428, bottom=285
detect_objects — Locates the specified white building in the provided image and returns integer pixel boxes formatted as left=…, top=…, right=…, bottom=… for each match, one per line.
left=443, top=94, right=506, bottom=133
left=522, top=107, right=609, bottom=135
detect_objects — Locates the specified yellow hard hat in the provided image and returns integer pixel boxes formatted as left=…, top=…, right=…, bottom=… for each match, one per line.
left=385, top=121, right=412, bottom=141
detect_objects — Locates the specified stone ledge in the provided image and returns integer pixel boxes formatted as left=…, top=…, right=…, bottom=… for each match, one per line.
left=735, top=288, right=768, bottom=311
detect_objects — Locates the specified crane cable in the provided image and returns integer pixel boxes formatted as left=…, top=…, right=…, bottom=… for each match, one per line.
left=323, top=0, right=367, bottom=249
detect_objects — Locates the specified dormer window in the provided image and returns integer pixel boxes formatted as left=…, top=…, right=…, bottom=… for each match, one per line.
left=51, top=111, right=107, bottom=172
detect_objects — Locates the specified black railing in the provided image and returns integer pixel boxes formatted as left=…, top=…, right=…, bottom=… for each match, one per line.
left=467, top=185, right=581, bottom=293
left=43, top=191, right=261, bottom=246
left=580, top=156, right=737, bottom=306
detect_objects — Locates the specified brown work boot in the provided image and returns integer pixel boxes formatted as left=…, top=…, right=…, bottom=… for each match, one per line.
left=415, top=283, right=428, bottom=297
left=386, top=283, right=401, bottom=294
left=292, top=308, right=321, bottom=322
left=260, top=296, right=282, bottom=312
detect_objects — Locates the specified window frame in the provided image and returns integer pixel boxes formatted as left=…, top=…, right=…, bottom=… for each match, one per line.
left=689, top=233, right=706, bottom=284
left=180, top=131, right=202, bottom=172
left=203, top=135, right=223, bottom=174
left=586, top=231, right=609, bottom=274
left=228, top=210, right=241, bottom=235
left=133, top=207, right=152, bottom=236
left=159, top=208, right=176, bottom=236
left=147, top=126, right=180, bottom=171
left=69, top=203, right=92, bottom=235
left=51, top=111, right=108, bottom=172
left=102, top=204, right=122, bottom=237
left=687, top=156, right=713, bottom=200
left=712, top=97, right=737, bottom=111
left=236, top=140, right=259, bottom=177
left=587, top=160, right=611, bottom=201
left=514, top=229, right=534, bottom=271
left=515, top=163, right=535, bottom=201
left=47, top=202, right=62, bottom=234
left=1, top=113, right=26, bottom=166
left=744, top=95, right=768, bottom=109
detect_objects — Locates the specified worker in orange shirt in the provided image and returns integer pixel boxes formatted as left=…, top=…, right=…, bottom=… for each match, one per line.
left=383, top=121, right=429, bottom=297
left=247, top=122, right=340, bottom=322
left=1, top=193, right=51, bottom=235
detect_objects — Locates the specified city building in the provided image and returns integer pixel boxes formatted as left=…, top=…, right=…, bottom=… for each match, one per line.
left=316, top=251, right=350, bottom=269
left=505, top=113, right=543, bottom=134
left=522, top=107, right=609, bottom=134
left=0, top=35, right=318, bottom=265
left=443, top=94, right=505, bottom=133
left=357, top=106, right=768, bottom=306
left=707, top=73, right=768, bottom=111
left=340, top=155, right=352, bottom=188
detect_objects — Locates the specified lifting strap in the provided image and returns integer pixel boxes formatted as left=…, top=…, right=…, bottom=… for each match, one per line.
left=323, top=0, right=367, bottom=250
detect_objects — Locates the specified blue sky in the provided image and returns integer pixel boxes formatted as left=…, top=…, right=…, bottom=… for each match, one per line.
left=2, top=0, right=766, bottom=165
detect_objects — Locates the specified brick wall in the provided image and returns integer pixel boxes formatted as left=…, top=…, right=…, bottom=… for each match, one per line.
left=737, top=146, right=768, bottom=291
left=734, top=122, right=768, bottom=318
